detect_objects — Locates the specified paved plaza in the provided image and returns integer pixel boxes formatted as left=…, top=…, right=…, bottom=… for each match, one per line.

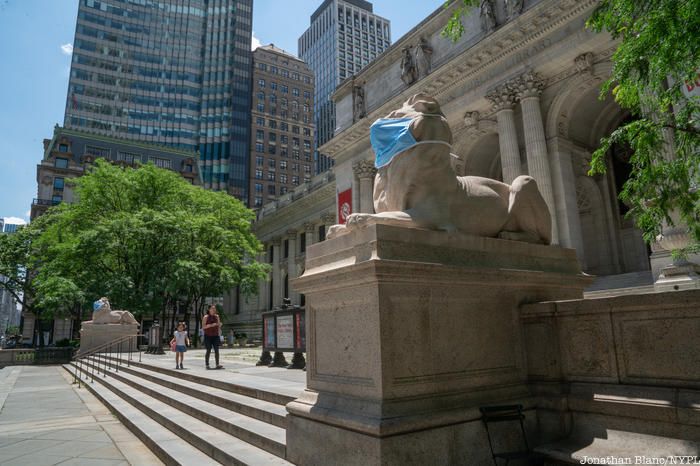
left=0, top=365, right=161, bottom=466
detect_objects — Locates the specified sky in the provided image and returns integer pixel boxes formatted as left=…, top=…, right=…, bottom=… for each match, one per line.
left=0, top=0, right=444, bottom=221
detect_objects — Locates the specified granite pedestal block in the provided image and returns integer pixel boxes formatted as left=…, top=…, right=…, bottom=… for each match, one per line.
left=287, top=224, right=592, bottom=465
left=79, top=322, right=138, bottom=355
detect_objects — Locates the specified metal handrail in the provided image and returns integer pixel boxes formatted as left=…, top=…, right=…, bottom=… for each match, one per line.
left=72, top=334, right=143, bottom=387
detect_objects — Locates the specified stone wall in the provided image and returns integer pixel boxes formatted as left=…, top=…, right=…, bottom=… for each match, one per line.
left=522, top=289, right=700, bottom=446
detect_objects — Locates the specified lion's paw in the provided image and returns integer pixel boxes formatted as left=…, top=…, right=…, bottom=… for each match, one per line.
left=327, top=224, right=348, bottom=239
left=345, top=213, right=374, bottom=228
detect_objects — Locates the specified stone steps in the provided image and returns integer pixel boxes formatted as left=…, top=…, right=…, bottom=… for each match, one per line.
left=64, top=359, right=294, bottom=466
left=96, top=356, right=287, bottom=429
left=102, top=355, right=296, bottom=406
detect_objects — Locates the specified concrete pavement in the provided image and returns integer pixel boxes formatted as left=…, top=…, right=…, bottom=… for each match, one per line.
left=0, top=365, right=162, bottom=466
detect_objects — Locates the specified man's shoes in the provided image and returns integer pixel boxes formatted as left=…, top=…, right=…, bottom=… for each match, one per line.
left=206, top=365, right=211, bottom=370
left=179, top=364, right=184, bottom=369
left=215, top=365, right=223, bottom=370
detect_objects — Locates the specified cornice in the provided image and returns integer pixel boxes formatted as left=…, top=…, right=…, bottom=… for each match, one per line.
left=322, top=0, right=597, bottom=160
left=254, top=181, right=336, bottom=237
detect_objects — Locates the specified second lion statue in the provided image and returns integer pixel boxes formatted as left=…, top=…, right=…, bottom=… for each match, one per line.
left=329, top=93, right=552, bottom=244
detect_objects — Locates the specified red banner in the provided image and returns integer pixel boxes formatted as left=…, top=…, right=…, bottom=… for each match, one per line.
left=337, top=188, right=352, bottom=224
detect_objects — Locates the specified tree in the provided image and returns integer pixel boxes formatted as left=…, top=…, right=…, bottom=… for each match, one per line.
left=443, top=0, right=700, bottom=252
left=36, top=160, right=268, bottom=335
left=0, top=219, right=83, bottom=346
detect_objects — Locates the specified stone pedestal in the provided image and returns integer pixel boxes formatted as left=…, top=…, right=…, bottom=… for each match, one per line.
left=287, top=224, right=591, bottom=465
left=79, top=322, right=138, bottom=355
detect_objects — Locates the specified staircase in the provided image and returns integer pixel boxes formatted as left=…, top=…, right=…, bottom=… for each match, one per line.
left=63, top=349, right=295, bottom=465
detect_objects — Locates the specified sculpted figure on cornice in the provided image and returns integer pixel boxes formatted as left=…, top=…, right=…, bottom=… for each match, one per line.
left=574, top=52, right=595, bottom=74
left=328, top=94, right=552, bottom=244
left=400, top=46, right=418, bottom=86
left=415, top=36, right=433, bottom=80
left=352, top=81, right=366, bottom=123
left=480, top=0, right=497, bottom=33
left=505, top=0, right=524, bottom=20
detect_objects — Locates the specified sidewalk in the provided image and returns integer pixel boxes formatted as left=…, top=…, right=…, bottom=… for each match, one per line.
left=0, top=365, right=162, bottom=466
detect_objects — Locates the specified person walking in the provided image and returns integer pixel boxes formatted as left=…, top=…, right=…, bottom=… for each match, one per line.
left=171, top=322, right=189, bottom=369
left=202, top=305, right=223, bottom=369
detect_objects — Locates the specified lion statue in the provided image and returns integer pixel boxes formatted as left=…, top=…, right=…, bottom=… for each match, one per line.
left=88, top=297, right=139, bottom=325
left=328, top=94, right=552, bottom=244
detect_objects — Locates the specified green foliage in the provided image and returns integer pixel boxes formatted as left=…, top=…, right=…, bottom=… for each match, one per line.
left=441, top=0, right=479, bottom=42
left=32, top=160, right=268, bottom=320
left=5, top=326, right=20, bottom=336
left=587, top=0, right=700, bottom=248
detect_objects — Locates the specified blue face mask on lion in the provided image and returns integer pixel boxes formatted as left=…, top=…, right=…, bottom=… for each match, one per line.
left=370, top=115, right=452, bottom=169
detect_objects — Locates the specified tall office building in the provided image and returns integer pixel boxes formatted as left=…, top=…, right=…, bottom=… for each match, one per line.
left=64, top=0, right=253, bottom=199
left=298, top=0, right=390, bottom=173
left=250, top=45, right=315, bottom=209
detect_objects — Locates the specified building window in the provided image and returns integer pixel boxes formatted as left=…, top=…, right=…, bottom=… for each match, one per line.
left=300, top=233, right=306, bottom=253
left=281, top=85, right=288, bottom=94
left=53, top=177, right=65, bottom=191
left=255, top=169, right=263, bottom=179
left=256, top=156, right=264, bottom=167
left=58, top=143, right=69, bottom=153
left=269, top=132, right=277, bottom=142
left=256, top=116, right=265, bottom=126
left=54, top=158, right=69, bottom=169
left=280, top=173, right=288, bottom=183
left=270, top=82, right=278, bottom=90
left=256, top=143, right=264, bottom=152
left=318, top=225, right=326, bottom=242
left=268, top=159, right=276, bottom=169
left=292, top=176, right=299, bottom=185
left=255, top=183, right=263, bottom=193
left=284, top=239, right=289, bottom=258
left=52, top=194, right=63, bottom=203
left=280, top=160, right=287, bottom=170
left=280, top=186, right=288, bottom=195
left=268, top=185, right=275, bottom=195
left=150, top=157, right=172, bottom=169
left=255, top=196, right=263, bottom=207
left=292, top=88, right=300, bottom=97
left=117, top=152, right=138, bottom=163
left=268, top=145, right=276, bottom=155
left=257, top=103, right=264, bottom=112
left=258, top=78, right=265, bottom=87
left=85, top=145, right=110, bottom=158
left=268, top=120, right=277, bottom=129
left=268, top=172, right=275, bottom=182
left=256, top=130, right=264, bottom=140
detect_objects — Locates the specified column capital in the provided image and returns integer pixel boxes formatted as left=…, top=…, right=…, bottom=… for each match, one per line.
left=515, top=71, right=545, bottom=100
left=352, top=159, right=377, bottom=179
left=286, top=229, right=297, bottom=239
left=320, top=212, right=336, bottom=224
left=303, top=222, right=316, bottom=233
left=270, top=238, right=282, bottom=247
left=485, top=84, right=517, bottom=112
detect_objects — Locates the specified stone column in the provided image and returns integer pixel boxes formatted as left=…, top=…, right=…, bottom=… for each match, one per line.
left=353, top=159, right=377, bottom=214
left=286, top=230, right=299, bottom=303
left=516, top=71, right=559, bottom=244
left=486, top=84, right=521, bottom=184
left=303, top=222, right=315, bottom=250
left=271, top=239, right=281, bottom=308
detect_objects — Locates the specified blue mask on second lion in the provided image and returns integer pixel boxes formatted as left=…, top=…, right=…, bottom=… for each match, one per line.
left=369, top=115, right=453, bottom=169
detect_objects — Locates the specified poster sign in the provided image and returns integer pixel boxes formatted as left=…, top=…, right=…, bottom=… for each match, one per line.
left=276, top=315, right=294, bottom=349
left=337, top=188, right=352, bottom=224
left=264, top=316, right=275, bottom=348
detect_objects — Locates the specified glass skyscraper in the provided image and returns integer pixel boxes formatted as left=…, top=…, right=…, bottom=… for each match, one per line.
left=299, top=0, right=390, bottom=174
left=64, top=0, right=253, bottom=198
